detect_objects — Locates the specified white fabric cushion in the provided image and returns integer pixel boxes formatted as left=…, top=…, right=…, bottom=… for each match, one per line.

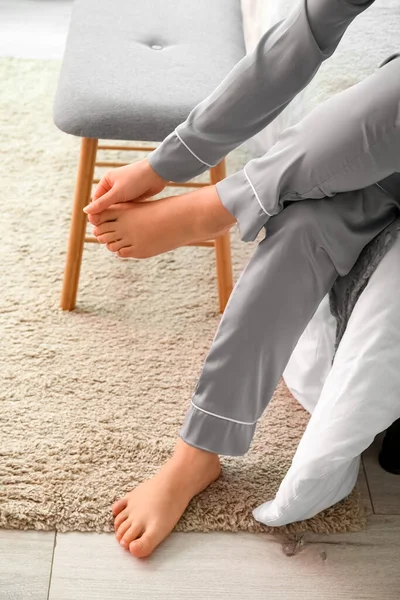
left=283, top=294, right=336, bottom=415
left=253, top=225, right=400, bottom=527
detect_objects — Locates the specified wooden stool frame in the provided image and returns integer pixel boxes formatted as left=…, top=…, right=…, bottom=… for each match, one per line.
left=60, top=138, right=233, bottom=313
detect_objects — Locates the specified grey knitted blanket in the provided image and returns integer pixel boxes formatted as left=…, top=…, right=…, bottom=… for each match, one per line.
left=328, top=217, right=400, bottom=360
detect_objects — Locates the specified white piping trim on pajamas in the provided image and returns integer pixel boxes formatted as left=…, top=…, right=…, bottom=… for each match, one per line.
left=174, top=129, right=214, bottom=168
left=190, top=400, right=258, bottom=426
left=243, top=165, right=272, bottom=217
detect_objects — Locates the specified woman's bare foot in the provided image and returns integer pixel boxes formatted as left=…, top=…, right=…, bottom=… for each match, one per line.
left=112, top=438, right=221, bottom=558
left=88, top=185, right=236, bottom=258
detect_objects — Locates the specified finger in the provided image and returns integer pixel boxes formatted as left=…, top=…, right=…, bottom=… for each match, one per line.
left=88, top=211, right=117, bottom=225
left=89, top=208, right=120, bottom=226
left=133, top=191, right=155, bottom=203
left=84, top=188, right=118, bottom=215
left=92, top=177, right=112, bottom=201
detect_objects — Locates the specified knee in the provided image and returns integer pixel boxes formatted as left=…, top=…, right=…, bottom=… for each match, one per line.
left=270, top=200, right=324, bottom=243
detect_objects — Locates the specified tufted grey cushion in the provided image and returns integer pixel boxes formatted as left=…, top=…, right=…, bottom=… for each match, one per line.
left=53, top=0, right=246, bottom=141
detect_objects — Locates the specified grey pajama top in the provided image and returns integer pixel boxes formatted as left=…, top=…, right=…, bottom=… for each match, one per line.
left=147, top=0, right=399, bottom=242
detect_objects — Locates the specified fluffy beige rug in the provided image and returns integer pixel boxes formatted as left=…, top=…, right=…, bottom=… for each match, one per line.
left=0, top=58, right=366, bottom=535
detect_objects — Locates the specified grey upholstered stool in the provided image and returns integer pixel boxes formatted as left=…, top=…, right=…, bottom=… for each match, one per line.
left=54, top=0, right=246, bottom=312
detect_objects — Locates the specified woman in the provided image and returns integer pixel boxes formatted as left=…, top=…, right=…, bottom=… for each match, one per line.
left=84, top=0, right=400, bottom=558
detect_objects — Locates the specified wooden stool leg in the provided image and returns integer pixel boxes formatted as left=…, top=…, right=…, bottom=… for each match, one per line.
left=60, top=137, right=98, bottom=311
left=210, top=160, right=233, bottom=313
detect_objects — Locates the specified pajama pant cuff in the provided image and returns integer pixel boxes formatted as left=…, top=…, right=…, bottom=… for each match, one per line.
left=179, top=403, right=257, bottom=456
left=215, top=168, right=271, bottom=242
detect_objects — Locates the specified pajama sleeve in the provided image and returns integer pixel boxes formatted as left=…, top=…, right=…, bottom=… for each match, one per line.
left=147, top=0, right=376, bottom=242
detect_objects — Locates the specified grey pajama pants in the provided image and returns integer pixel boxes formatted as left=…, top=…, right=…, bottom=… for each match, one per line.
left=146, top=0, right=400, bottom=457
left=179, top=54, right=400, bottom=457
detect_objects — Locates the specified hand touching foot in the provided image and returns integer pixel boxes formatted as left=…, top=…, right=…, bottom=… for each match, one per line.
left=112, top=438, right=221, bottom=558
left=84, top=158, right=168, bottom=215
left=88, top=196, right=195, bottom=258
left=88, top=185, right=236, bottom=258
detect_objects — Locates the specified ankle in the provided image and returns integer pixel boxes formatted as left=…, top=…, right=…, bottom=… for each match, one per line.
left=194, top=185, right=236, bottom=240
left=172, top=438, right=220, bottom=468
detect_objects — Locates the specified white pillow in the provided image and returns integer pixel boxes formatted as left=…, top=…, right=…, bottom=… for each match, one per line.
left=253, top=224, right=400, bottom=526
left=283, top=294, right=336, bottom=415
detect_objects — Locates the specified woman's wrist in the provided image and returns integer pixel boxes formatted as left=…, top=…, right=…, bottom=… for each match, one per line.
left=143, top=158, right=170, bottom=187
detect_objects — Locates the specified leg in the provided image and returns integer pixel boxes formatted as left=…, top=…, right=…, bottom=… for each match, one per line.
left=267, top=58, right=400, bottom=207
left=112, top=181, right=397, bottom=558
left=61, top=137, right=98, bottom=311
left=180, top=182, right=398, bottom=456
left=214, top=232, right=233, bottom=313
left=210, top=160, right=233, bottom=313
left=255, top=224, right=400, bottom=525
left=217, top=56, right=400, bottom=242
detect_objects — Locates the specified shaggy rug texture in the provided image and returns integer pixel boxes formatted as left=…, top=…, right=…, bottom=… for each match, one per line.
left=0, top=58, right=366, bottom=535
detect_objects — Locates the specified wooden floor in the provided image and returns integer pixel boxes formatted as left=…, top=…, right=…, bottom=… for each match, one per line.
left=1, top=2, right=400, bottom=598
left=2, top=434, right=400, bottom=600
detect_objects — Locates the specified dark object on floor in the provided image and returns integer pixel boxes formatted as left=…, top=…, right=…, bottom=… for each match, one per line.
left=379, top=418, right=400, bottom=475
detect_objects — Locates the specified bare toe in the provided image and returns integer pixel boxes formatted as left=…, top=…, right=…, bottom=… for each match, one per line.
left=91, top=209, right=119, bottom=226
left=92, top=222, right=117, bottom=237
left=106, top=240, right=125, bottom=252
left=117, top=246, right=134, bottom=258
left=112, top=440, right=221, bottom=558
left=87, top=213, right=97, bottom=225
left=129, top=529, right=159, bottom=558
left=120, top=523, right=144, bottom=548
left=116, top=519, right=131, bottom=542
left=114, top=509, right=128, bottom=531
left=112, top=497, right=127, bottom=517
left=97, top=232, right=120, bottom=245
